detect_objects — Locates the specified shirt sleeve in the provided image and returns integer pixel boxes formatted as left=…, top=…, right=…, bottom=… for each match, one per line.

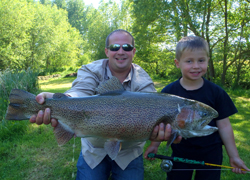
left=138, top=83, right=156, bottom=93
left=64, top=65, right=100, bottom=97
left=130, top=63, right=157, bottom=93
left=214, top=88, right=238, bottom=120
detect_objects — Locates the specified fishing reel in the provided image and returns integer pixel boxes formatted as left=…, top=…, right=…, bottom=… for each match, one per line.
left=160, top=159, right=173, bottom=172
left=147, top=153, right=174, bottom=172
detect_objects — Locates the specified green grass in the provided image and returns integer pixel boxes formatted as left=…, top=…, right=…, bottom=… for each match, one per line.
left=1, top=76, right=250, bottom=179
left=38, top=76, right=76, bottom=93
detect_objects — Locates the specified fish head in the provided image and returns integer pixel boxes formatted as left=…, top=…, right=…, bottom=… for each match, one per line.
left=174, top=99, right=218, bottom=137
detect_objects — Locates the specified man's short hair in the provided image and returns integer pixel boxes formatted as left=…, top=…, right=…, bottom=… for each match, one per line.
left=175, top=36, right=209, bottom=60
left=105, top=29, right=135, bottom=48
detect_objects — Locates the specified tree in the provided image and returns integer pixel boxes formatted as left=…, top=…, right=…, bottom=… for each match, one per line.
left=130, top=0, right=250, bottom=88
left=0, top=0, right=34, bottom=69
left=67, top=0, right=87, bottom=34
left=0, top=0, right=83, bottom=72
left=226, top=1, right=250, bottom=88
left=81, top=0, right=131, bottom=61
left=28, top=2, right=83, bottom=72
left=52, top=0, right=67, bottom=9
left=39, top=0, right=51, bottom=5
left=130, top=0, right=178, bottom=76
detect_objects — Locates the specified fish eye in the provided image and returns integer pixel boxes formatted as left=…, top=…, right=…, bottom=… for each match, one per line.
left=201, top=112, right=207, bottom=117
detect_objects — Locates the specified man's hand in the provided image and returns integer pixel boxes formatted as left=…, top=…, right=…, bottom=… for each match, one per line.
left=29, top=92, right=58, bottom=127
left=150, top=123, right=182, bottom=143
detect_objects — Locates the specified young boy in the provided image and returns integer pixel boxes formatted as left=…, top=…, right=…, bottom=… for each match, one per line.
left=144, top=36, right=249, bottom=180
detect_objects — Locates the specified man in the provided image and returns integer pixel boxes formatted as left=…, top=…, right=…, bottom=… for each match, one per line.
left=30, top=29, right=181, bottom=180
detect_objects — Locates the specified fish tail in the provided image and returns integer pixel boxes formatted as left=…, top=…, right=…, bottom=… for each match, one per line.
left=54, top=123, right=74, bottom=146
left=5, top=89, right=36, bottom=120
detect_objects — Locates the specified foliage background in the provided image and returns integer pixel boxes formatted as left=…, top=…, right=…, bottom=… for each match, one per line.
left=0, top=0, right=249, bottom=179
left=0, top=0, right=249, bottom=88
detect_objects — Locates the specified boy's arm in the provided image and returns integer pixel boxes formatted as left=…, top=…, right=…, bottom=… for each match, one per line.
left=216, top=118, right=250, bottom=174
left=144, top=123, right=170, bottom=160
left=144, top=141, right=161, bottom=160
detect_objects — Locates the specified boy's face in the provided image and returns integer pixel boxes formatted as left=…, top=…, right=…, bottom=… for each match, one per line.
left=175, top=49, right=209, bottom=82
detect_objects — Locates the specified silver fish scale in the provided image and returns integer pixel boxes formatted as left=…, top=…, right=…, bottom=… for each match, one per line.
left=6, top=88, right=218, bottom=147
left=45, top=91, right=210, bottom=141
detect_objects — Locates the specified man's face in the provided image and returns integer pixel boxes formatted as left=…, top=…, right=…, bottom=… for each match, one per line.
left=105, top=32, right=136, bottom=74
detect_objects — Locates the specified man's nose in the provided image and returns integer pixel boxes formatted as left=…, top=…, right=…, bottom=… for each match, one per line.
left=117, top=46, right=124, bottom=54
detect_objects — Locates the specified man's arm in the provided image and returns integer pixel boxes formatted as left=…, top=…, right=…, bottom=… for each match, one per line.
left=29, top=63, right=101, bottom=126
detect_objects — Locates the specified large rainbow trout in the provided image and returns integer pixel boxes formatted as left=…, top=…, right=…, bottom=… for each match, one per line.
left=5, top=76, right=218, bottom=160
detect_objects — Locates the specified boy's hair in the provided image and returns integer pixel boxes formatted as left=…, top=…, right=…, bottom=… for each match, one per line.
left=105, top=29, right=135, bottom=48
left=175, top=36, right=209, bottom=60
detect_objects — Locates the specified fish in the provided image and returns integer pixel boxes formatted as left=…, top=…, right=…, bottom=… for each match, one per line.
left=5, top=76, right=218, bottom=160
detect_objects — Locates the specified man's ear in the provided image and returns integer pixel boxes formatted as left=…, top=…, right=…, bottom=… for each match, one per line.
left=105, top=48, right=109, bottom=57
left=131, top=48, right=136, bottom=60
left=174, top=59, right=180, bottom=68
left=133, top=48, right=136, bottom=55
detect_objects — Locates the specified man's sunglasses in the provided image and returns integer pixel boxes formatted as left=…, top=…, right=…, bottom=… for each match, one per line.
left=108, top=44, right=134, bottom=51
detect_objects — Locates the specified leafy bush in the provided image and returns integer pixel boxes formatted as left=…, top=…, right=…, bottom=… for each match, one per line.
left=38, top=66, right=67, bottom=76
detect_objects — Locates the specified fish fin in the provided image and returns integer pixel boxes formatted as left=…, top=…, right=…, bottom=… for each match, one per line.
left=166, top=132, right=178, bottom=150
left=96, top=76, right=125, bottom=94
left=54, top=122, right=74, bottom=146
left=119, top=142, right=122, bottom=152
left=53, top=93, right=69, bottom=99
left=178, top=104, right=181, bottom=113
left=5, top=89, right=36, bottom=120
left=104, top=140, right=121, bottom=160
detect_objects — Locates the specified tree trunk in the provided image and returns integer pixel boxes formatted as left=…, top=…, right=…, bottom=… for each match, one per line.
left=205, top=0, right=215, bottom=81
left=221, top=0, right=228, bottom=86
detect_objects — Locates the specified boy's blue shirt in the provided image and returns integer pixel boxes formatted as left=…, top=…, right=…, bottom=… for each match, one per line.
left=161, top=77, right=238, bottom=148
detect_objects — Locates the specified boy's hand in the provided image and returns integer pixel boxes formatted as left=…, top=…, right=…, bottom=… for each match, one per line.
left=29, top=92, right=58, bottom=127
left=144, top=142, right=159, bottom=160
left=230, top=157, right=250, bottom=174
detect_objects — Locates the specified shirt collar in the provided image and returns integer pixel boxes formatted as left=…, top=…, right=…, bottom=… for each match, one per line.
left=105, top=62, right=133, bottom=84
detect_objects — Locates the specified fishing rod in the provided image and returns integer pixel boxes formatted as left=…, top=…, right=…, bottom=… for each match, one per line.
left=147, top=153, right=248, bottom=173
